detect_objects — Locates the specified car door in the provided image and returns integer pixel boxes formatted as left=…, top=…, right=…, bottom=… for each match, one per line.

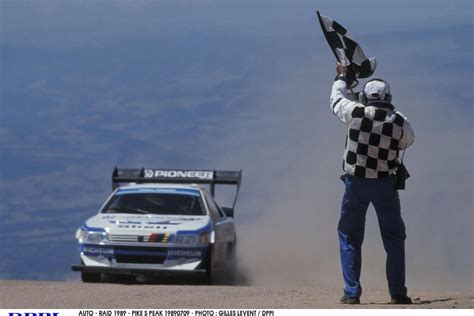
left=204, top=192, right=235, bottom=265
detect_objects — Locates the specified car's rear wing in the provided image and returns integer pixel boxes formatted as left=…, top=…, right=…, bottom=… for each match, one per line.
left=112, top=168, right=242, bottom=209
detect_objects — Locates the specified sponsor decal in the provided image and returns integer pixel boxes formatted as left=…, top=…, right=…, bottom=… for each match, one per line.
left=82, top=246, right=114, bottom=255
left=109, top=220, right=141, bottom=225
left=149, top=233, right=171, bottom=243
left=143, top=169, right=214, bottom=180
left=144, top=169, right=155, bottom=178
left=168, top=249, right=202, bottom=257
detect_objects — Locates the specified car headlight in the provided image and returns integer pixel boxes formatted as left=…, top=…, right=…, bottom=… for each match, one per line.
left=175, top=232, right=210, bottom=246
left=77, top=230, right=109, bottom=244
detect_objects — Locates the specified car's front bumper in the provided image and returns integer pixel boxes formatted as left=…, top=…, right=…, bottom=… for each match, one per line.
left=71, top=264, right=206, bottom=275
left=73, top=243, right=210, bottom=274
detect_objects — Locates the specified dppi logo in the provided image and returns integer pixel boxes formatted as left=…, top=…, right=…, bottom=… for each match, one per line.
left=9, top=313, right=59, bottom=316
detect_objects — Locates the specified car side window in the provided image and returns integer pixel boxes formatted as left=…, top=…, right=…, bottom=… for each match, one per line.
left=210, top=196, right=226, bottom=218
left=205, top=192, right=224, bottom=222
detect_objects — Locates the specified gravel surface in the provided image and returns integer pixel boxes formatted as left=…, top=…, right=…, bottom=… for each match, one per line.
left=1, top=280, right=472, bottom=309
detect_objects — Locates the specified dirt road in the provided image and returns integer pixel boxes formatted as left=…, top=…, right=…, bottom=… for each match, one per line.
left=0, top=280, right=472, bottom=309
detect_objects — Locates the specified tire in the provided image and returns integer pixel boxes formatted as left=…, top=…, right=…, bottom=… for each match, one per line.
left=226, top=236, right=239, bottom=284
left=81, top=271, right=101, bottom=283
left=229, top=235, right=237, bottom=263
left=204, top=246, right=214, bottom=285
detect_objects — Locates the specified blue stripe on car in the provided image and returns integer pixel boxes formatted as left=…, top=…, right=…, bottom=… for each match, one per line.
left=115, top=188, right=201, bottom=197
left=81, top=224, right=106, bottom=232
left=176, top=220, right=213, bottom=235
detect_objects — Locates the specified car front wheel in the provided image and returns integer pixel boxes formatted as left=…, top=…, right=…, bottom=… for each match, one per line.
left=81, top=271, right=101, bottom=283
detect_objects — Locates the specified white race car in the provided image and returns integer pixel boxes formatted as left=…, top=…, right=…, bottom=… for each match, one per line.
left=71, top=168, right=241, bottom=283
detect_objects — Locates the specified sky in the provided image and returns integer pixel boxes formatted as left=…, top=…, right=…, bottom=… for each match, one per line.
left=0, top=0, right=472, bottom=290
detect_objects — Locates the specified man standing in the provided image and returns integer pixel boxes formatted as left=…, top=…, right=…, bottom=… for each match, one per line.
left=330, top=62, right=415, bottom=304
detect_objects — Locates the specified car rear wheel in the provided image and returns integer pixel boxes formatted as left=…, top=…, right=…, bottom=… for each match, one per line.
left=228, top=235, right=237, bottom=264
left=204, top=246, right=214, bottom=285
left=224, top=235, right=239, bottom=284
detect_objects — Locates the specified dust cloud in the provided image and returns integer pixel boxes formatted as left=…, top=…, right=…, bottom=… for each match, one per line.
left=213, top=57, right=473, bottom=291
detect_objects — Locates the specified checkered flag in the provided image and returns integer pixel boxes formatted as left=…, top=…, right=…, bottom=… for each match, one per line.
left=317, top=11, right=377, bottom=88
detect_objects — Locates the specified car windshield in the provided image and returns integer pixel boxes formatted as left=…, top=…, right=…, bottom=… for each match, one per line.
left=101, top=191, right=205, bottom=216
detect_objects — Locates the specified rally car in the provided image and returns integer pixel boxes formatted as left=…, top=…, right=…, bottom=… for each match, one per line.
left=71, top=168, right=241, bottom=283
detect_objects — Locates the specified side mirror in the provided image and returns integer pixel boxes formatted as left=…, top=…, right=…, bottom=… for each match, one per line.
left=221, top=207, right=234, bottom=218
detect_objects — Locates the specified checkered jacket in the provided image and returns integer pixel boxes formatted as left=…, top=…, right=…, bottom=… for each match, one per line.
left=330, top=79, right=415, bottom=178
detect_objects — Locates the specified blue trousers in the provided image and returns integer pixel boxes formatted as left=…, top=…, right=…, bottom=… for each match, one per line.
left=339, top=174, right=407, bottom=298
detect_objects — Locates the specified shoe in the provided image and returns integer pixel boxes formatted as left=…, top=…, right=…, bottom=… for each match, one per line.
left=340, top=294, right=360, bottom=304
left=390, top=295, right=413, bottom=304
